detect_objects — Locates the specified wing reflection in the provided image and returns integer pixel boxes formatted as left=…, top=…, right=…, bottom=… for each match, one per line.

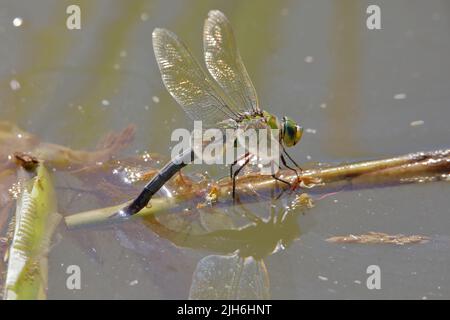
left=141, top=200, right=310, bottom=299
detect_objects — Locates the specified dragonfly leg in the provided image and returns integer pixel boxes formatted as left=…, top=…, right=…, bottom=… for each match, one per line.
left=232, top=155, right=251, bottom=199
left=271, top=173, right=291, bottom=187
left=269, top=158, right=292, bottom=199
left=281, top=154, right=300, bottom=185
left=282, top=146, right=303, bottom=171
left=271, top=172, right=291, bottom=200
left=230, top=152, right=250, bottom=181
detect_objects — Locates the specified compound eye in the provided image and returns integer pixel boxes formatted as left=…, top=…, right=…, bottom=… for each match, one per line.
left=283, top=119, right=297, bottom=147
left=294, top=125, right=303, bottom=145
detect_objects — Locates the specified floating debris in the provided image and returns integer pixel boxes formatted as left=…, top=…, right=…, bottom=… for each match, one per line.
left=291, top=193, right=314, bottom=209
left=140, top=12, right=149, bottom=21
left=112, top=166, right=143, bottom=184
left=298, top=176, right=322, bottom=189
left=9, top=79, right=21, bottom=91
left=206, top=186, right=219, bottom=204
left=304, top=56, right=314, bottom=63
left=152, top=96, right=160, bottom=103
left=320, top=103, right=327, bottom=109
left=326, top=231, right=430, bottom=245
left=410, top=120, right=424, bottom=127
left=141, top=151, right=152, bottom=162
left=129, top=280, right=138, bottom=286
left=101, top=99, right=110, bottom=106
left=13, top=17, right=23, bottom=27
left=196, top=185, right=220, bottom=209
left=8, top=181, right=22, bottom=200
left=13, top=152, right=39, bottom=171
left=394, top=93, right=407, bottom=100
left=305, top=128, right=317, bottom=134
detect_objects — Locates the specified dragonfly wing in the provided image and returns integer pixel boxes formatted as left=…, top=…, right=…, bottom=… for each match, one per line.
left=203, top=10, right=260, bottom=115
left=152, top=28, right=241, bottom=127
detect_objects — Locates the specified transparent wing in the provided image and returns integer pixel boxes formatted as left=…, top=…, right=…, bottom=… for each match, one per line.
left=203, top=10, right=260, bottom=114
left=189, top=255, right=270, bottom=299
left=152, top=28, right=241, bottom=127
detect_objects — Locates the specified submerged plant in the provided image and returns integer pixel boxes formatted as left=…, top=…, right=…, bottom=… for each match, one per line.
left=3, top=163, right=61, bottom=300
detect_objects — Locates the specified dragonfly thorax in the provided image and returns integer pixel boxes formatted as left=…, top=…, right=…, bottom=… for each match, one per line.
left=244, top=110, right=303, bottom=148
left=262, top=110, right=280, bottom=130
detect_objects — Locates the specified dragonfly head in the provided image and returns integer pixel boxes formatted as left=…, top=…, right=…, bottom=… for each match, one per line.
left=281, top=116, right=303, bottom=147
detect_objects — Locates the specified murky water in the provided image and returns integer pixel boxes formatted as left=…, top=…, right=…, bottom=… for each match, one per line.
left=0, top=0, right=449, bottom=299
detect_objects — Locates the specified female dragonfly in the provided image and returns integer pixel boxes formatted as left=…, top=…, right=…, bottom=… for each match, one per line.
left=120, top=10, right=304, bottom=217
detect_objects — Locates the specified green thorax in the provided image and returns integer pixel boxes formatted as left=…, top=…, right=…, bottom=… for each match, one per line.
left=262, top=110, right=280, bottom=130
left=219, top=110, right=281, bottom=131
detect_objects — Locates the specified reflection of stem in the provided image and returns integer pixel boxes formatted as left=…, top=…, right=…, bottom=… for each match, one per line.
left=65, top=149, right=450, bottom=229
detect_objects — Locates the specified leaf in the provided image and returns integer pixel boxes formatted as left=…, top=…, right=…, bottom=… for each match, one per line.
left=4, top=163, right=61, bottom=300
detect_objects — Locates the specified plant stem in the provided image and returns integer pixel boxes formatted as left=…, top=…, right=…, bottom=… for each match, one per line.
left=64, top=149, right=450, bottom=229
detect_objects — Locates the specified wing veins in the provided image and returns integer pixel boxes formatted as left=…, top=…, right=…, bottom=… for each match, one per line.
left=152, top=28, right=242, bottom=127
left=203, top=10, right=260, bottom=114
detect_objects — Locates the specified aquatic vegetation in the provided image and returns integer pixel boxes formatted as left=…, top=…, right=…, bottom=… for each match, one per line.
left=0, top=121, right=135, bottom=171
left=326, top=232, right=430, bottom=245
left=3, top=163, right=61, bottom=300
left=0, top=121, right=136, bottom=221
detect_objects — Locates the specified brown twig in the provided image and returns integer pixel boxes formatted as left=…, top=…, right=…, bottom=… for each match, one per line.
left=326, top=232, right=430, bottom=245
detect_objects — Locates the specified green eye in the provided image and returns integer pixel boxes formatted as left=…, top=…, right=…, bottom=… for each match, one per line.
left=283, top=117, right=303, bottom=147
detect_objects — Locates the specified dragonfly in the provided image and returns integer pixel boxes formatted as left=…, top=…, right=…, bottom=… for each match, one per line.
left=119, top=10, right=304, bottom=217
